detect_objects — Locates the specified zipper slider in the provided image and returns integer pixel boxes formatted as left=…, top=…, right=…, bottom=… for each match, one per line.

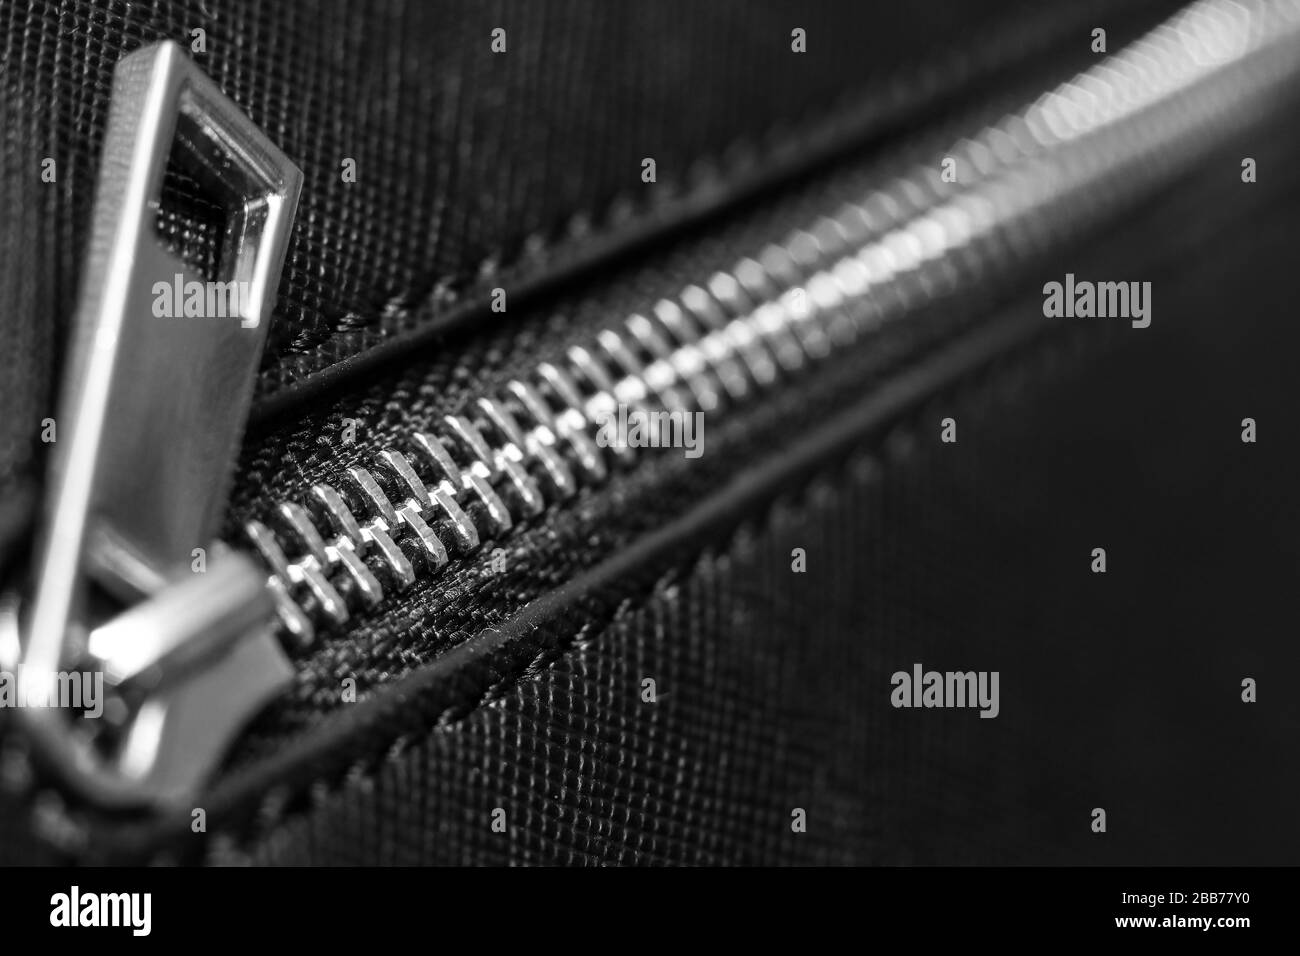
left=3, top=41, right=302, bottom=809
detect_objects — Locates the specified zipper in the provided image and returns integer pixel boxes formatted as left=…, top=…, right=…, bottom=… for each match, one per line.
left=2, top=41, right=302, bottom=808
left=248, top=0, right=1300, bottom=644
left=5, top=0, right=1300, bottom=811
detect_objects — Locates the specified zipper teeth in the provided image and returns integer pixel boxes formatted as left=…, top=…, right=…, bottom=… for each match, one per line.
left=244, top=0, right=1300, bottom=647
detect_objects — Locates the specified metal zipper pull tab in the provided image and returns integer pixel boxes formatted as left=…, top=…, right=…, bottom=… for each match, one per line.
left=4, top=41, right=302, bottom=808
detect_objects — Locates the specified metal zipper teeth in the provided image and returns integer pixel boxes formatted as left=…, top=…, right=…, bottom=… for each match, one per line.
left=243, top=0, right=1300, bottom=647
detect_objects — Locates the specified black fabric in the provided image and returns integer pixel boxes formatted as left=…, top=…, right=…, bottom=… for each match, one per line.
left=210, top=189, right=1300, bottom=864
left=2, top=0, right=1292, bottom=866
left=0, top=77, right=51, bottom=515
left=0, top=0, right=1180, bottom=421
left=10, top=113, right=1295, bottom=864
left=216, top=98, right=1056, bottom=764
left=201, top=95, right=1298, bottom=778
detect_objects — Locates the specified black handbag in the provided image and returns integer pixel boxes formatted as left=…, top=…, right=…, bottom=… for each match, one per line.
left=1, top=0, right=1297, bottom=867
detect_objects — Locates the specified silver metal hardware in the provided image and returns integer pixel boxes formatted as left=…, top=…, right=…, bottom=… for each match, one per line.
left=9, top=40, right=301, bottom=807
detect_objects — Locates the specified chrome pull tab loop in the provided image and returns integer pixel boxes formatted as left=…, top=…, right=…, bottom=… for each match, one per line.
left=10, top=40, right=302, bottom=808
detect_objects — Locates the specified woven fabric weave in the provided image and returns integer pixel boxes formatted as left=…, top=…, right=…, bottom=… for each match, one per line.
left=201, top=152, right=1300, bottom=865
left=0, top=0, right=1174, bottom=407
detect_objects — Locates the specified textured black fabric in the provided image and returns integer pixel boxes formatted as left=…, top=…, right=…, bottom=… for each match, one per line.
left=2, top=0, right=1292, bottom=866
left=10, top=117, right=1291, bottom=865
left=0, top=0, right=1181, bottom=419
left=208, top=190, right=1300, bottom=865
left=195, top=95, right=1300, bottom=785
left=0, top=77, right=52, bottom=514
left=216, top=98, right=1058, bottom=763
